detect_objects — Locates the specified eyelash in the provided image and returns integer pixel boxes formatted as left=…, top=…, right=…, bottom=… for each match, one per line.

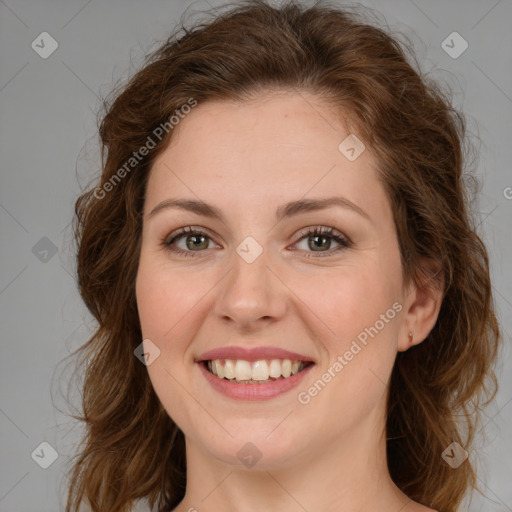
left=162, top=225, right=352, bottom=258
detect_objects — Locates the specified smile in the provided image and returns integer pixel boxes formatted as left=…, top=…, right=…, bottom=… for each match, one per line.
left=206, top=358, right=313, bottom=383
left=198, top=359, right=315, bottom=400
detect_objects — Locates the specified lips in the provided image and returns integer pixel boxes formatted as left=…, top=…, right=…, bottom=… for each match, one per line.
left=195, top=345, right=316, bottom=400
left=197, top=357, right=315, bottom=400
left=195, top=345, right=315, bottom=363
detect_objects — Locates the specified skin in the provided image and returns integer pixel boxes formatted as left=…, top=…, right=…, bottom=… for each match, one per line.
left=135, top=90, right=442, bottom=512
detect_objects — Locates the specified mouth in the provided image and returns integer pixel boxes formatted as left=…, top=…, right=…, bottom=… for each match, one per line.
left=203, top=358, right=315, bottom=384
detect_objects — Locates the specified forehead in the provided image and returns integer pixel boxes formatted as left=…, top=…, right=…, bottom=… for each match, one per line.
left=146, top=91, right=389, bottom=224
left=156, top=91, right=355, bottom=164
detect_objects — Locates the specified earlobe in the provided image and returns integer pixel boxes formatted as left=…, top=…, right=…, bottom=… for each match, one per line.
left=398, top=262, right=444, bottom=352
left=398, top=330, right=416, bottom=352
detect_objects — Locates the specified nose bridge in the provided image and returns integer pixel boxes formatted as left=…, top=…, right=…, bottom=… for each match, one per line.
left=214, top=239, right=285, bottom=326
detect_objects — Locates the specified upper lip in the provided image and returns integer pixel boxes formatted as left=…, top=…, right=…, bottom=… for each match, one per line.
left=195, top=346, right=315, bottom=363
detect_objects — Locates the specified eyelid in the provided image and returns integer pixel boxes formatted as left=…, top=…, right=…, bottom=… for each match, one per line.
left=162, top=225, right=351, bottom=257
left=164, top=225, right=216, bottom=243
left=163, top=225, right=220, bottom=254
left=289, top=226, right=351, bottom=258
left=293, top=225, right=350, bottom=244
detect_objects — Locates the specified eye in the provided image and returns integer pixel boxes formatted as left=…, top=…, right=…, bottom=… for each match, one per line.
left=291, top=226, right=351, bottom=257
left=162, top=225, right=351, bottom=258
left=162, top=226, right=218, bottom=257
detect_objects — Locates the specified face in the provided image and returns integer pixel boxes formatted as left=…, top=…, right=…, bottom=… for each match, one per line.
left=136, top=91, right=409, bottom=470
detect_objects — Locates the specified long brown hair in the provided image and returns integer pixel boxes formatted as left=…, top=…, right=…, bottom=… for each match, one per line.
left=67, top=1, right=501, bottom=511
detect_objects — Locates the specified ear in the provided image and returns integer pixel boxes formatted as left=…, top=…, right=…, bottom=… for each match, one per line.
left=398, top=259, right=445, bottom=352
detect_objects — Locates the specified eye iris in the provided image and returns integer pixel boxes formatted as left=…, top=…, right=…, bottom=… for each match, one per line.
left=186, top=234, right=208, bottom=250
left=309, top=234, right=330, bottom=251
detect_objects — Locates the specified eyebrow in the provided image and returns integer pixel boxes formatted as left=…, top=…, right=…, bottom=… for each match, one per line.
left=147, top=196, right=371, bottom=223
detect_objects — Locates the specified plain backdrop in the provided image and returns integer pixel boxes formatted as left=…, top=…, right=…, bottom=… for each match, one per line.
left=0, top=0, right=511, bottom=511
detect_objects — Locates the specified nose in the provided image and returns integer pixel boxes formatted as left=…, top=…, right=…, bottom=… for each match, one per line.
left=214, top=246, right=287, bottom=331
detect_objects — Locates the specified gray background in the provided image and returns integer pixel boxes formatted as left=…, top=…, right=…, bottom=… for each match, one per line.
left=0, top=0, right=511, bottom=511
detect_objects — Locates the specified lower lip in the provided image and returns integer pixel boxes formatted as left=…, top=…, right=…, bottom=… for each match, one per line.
left=198, top=361, right=315, bottom=401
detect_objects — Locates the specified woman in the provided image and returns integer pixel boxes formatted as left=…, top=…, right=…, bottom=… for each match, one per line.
left=67, top=1, right=501, bottom=511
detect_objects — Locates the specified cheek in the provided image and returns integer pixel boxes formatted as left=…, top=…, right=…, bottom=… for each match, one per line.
left=135, top=256, right=207, bottom=342
left=291, top=272, right=400, bottom=437
left=135, top=258, right=204, bottom=430
left=293, top=259, right=401, bottom=402
left=292, top=261, right=400, bottom=346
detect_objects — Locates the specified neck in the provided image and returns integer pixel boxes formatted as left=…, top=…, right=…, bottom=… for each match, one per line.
left=171, top=402, right=414, bottom=512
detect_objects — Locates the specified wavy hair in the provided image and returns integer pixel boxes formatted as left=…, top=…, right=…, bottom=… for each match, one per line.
left=66, top=1, right=501, bottom=511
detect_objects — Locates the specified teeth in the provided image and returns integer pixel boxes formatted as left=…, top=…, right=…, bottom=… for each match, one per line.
left=206, top=358, right=307, bottom=382
left=223, top=359, right=235, bottom=379
left=269, top=359, right=282, bottom=378
left=235, top=360, right=252, bottom=380
left=282, top=359, right=292, bottom=378
left=251, top=360, right=269, bottom=381
left=214, top=360, right=224, bottom=378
